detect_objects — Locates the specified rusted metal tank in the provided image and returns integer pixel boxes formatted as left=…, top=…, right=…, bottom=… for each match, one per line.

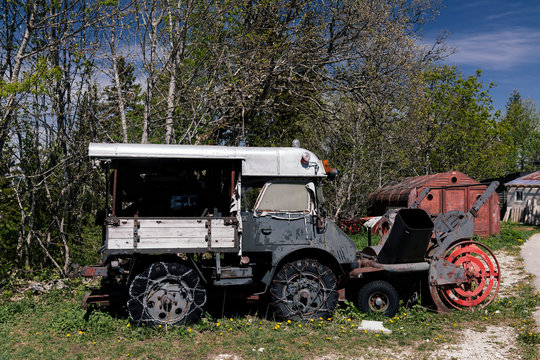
left=367, top=171, right=500, bottom=237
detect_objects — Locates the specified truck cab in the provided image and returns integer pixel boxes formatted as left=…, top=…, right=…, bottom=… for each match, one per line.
left=83, top=142, right=357, bottom=326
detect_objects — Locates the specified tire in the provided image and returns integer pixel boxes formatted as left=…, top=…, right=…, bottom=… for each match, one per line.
left=270, top=258, right=338, bottom=321
left=356, top=280, right=399, bottom=317
left=127, top=262, right=206, bottom=326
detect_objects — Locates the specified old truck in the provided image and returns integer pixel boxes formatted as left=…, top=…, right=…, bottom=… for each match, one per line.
left=82, top=142, right=500, bottom=326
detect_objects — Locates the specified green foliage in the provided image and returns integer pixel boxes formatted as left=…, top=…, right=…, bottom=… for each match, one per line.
left=405, top=65, right=507, bottom=180
left=500, top=91, right=540, bottom=173
left=0, top=298, right=36, bottom=325
left=69, top=226, right=102, bottom=266
left=475, top=221, right=539, bottom=253
left=48, top=302, right=88, bottom=332
left=0, top=179, right=19, bottom=277
left=349, top=232, right=381, bottom=250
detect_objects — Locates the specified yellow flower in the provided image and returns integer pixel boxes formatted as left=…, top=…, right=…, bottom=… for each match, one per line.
left=126, top=323, right=130, bottom=327
left=66, top=334, right=70, bottom=337
left=216, top=322, right=221, bottom=326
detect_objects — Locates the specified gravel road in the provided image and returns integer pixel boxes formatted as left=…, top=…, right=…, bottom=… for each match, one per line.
left=521, top=232, right=540, bottom=328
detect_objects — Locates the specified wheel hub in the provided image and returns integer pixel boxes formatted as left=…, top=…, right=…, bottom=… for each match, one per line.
left=368, top=292, right=389, bottom=311
left=144, top=277, right=191, bottom=323
left=287, top=275, right=323, bottom=313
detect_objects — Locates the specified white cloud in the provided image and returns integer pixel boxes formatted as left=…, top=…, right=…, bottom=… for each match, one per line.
left=484, top=10, right=522, bottom=21
left=447, top=28, right=540, bottom=70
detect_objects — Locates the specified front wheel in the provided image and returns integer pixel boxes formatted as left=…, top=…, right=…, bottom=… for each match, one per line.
left=356, top=280, right=399, bottom=317
left=270, top=259, right=338, bottom=321
left=127, top=262, right=206, bottom=326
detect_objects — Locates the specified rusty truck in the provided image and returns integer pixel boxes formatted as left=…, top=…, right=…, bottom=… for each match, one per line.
left=82, top=142, right=500, bottom=326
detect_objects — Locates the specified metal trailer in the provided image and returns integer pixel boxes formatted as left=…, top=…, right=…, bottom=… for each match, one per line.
left=82, top=143, right=500, bottom=325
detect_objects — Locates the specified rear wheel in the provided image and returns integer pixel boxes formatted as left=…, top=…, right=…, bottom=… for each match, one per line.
left=128, top=262, right=206, bottom=326
left=270, top=259, right=338, bottom=321
left=356, top=280, right=399, bottom=317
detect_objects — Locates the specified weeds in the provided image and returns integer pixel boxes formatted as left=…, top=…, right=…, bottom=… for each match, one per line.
left=475, top=222, right=539, bottom=253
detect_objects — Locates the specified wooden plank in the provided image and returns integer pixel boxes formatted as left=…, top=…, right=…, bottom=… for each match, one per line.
left=138, top=227, right=208, bottom=238
left=137, top=219, right=207, bottom=228
left=137, top=237, right=208, bottom=249
left=108, top=238, right=133, bottom=249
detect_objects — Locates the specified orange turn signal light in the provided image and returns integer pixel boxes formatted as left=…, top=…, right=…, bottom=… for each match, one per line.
left=322, top=160, right=331, bottom=173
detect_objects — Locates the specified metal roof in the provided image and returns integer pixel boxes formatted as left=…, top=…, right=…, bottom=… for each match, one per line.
left=505, top=170, right=540, bottom=187
left=368, top=171, right=478, bottom=205
left=88, top=143, right=328, bottom=178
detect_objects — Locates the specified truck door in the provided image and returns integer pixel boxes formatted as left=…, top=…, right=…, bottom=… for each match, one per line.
left=241, top=180, right=315, bottom=252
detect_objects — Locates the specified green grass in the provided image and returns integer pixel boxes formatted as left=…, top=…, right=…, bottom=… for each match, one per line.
left=1, top=285, right=538, bottom=359
left=475, top=221, right=540, bottom=254
left=0, top=222, right=539, bottom=359
left=349, top=231, right=381, bottom=250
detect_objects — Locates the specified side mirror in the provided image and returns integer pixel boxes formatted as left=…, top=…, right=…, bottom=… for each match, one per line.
left=327, top=168, right=338, bottom=180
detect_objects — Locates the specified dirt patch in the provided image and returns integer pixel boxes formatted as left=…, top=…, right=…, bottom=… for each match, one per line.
left=431, top=325, right=519, bottom=360
left=495, top=250, right=525, bottom=297
left=211, top=355, right=242, bottom=360
left=308, top=325, right=519, bottom=360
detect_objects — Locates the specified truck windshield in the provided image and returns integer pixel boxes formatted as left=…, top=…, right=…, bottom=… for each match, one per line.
left=255, top=182, right=312, bottom=213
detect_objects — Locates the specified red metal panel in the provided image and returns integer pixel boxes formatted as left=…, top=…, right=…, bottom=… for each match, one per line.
left=443, top=188, right=467, bottom=213
left=490, top=192, right=501, bottom=236
left=469, top=188, right=489, bottom=236
left=420, top=188, right=442, bottom=214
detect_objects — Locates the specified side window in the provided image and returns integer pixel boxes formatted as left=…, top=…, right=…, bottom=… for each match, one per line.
left=255, top=183, right=312, bottom=213
left=516, top=190, right=523, bottom=202
left=243, top=186, right=263, bottom=212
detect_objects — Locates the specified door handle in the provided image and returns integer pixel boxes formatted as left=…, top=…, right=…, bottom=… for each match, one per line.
left=261, top=228, right=272, bottom=235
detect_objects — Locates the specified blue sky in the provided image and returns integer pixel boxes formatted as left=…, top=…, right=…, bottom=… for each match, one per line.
left=422, top=0, right=540, bottom=113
